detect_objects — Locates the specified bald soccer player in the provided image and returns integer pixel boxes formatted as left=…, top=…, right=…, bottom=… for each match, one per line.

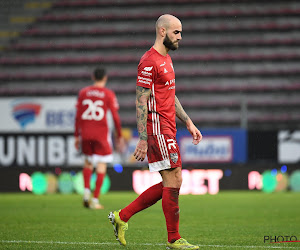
left=108, top=14, right=202, bottom=249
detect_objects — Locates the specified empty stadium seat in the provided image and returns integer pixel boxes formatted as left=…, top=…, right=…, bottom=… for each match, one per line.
left=1, top=0, right=300, bottom=129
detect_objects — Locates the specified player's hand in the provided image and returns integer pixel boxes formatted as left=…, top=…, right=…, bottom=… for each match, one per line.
left=133, top=139, right=148, bottom=161
left=74, top=137, right=80, bottom=150
left=186, top=120, right=202, bottom=145
left=115, top=137, right=126, bottom=153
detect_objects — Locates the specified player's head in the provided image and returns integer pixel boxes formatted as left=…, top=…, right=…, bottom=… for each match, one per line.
left=93, top=67, right=106, bottom=81
left=156, top=14, right=182, bottom=51
left=92, top=67, right=108, bottom=86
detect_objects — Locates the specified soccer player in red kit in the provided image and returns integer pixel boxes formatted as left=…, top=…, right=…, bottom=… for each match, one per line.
left=75, top=67, right=124, bottom=209
left=108, top=15, right=202, bottom=249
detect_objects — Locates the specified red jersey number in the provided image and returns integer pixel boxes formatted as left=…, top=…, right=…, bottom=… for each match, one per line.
left=81, top=99, right=104, bottom=121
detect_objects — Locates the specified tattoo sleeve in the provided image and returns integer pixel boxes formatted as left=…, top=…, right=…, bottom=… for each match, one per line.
left=136, top=86, right=151, bottom=140
left=175, top=95, right=190, bottom=124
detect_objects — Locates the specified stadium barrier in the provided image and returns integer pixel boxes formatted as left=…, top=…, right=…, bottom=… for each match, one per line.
left=0, top=164, right=299, bottom=194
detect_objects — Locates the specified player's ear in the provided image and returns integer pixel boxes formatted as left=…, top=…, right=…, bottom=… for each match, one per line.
left=159, top=27, right=166, bottom=37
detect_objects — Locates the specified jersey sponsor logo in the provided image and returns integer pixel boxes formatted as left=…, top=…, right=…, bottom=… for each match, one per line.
left=165, top=79, right=175, bottom=86
left=138, top=76, right=152, bottom=85
left=138, top=80, right=151, bottom=85
left=141, top=71, right=152, bottom=77
left=143, top=66, right=153, bottom=71
left=170, top=153, right=178, bottom=163
left=141, top=66, right=153, bottom=77
left=11, top=100, right=41, bottom=129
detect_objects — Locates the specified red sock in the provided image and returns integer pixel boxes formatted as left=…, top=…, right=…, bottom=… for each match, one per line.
left=83, top=167, right=92, bottom=189
left=94, top=173, right=105, bottom=198
left=162, top=187, right=181, bottom=243
left=120, top=182, right=163, bottom=222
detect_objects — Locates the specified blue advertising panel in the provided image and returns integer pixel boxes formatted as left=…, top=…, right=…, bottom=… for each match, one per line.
left=176, top=128, right=247, bottom=163
left=129, top=128, right=247, bottom=164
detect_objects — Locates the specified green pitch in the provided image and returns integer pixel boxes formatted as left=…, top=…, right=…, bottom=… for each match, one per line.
left=0, top=191, right=299, bottom=249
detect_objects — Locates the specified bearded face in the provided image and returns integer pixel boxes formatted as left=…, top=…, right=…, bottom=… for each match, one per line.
left=163, top=34, right=179, bottom=51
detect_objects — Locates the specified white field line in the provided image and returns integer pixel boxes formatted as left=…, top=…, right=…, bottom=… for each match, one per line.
left=0, top=240, right=299, bottom=249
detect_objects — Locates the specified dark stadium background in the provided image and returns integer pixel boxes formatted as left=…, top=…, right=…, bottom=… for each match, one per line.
left=0, top=0, right=300, bottom=193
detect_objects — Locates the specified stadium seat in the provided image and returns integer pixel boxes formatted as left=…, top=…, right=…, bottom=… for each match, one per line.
left=1, top=0, right=300, bottom=129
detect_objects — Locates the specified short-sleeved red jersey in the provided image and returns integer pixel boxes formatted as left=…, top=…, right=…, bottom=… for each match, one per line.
left=74, top=86, right=121, bottom=140
left=136, top=47, right=176, bottom=136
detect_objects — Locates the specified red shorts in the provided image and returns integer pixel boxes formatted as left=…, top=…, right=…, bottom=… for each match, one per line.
left=147, top=134, right=182, bottom=172
left=81, top=139, right=112, bottom=156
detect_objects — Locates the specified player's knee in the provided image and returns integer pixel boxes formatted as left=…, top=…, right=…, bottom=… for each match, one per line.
left=96, top=162, right=107, bottom=174
left=174, top=167, right=182, bottom=188
left=174, top=175, right=182, bottom=188
left=84, top=160, right=93, bottom=170
left=160, top=167, right=182, bottom=188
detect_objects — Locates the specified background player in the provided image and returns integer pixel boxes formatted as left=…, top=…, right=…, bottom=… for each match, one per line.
left=109, top=14, right=202, bottom=249
left=75, top=67, right=124, bottom=209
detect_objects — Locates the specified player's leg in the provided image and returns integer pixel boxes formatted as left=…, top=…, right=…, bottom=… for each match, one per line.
left=161, top=135, right=199, bottom=249
left=119, top=182, right=163, bottom=222
left=82, top=159, right=93, bottom=208
left=108, top=135, right=164, bottom=246
left=160, top=167, right=182, bottom=243
left=81, top=140, right=94, bottom=208
left=89, top=161, right=106, bottom=209
left=109, top=182, right=163, bottom=246
left=115, top=134, right=166, bottom=221
left=90, top=138, right=113, bottom=209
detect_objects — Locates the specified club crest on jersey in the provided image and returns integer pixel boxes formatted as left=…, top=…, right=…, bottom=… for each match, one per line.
left=170, top=153, right=178, bottom=163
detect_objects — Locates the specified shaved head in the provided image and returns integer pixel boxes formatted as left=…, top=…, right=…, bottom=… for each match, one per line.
left=156, top=14, right=181, bottom=32
left=153, top=14, right=182, bottom=54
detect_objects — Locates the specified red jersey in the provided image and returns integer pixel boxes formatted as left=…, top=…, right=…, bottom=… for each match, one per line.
left=136, top=47, right=176, bottom=136
left=74, top=85, right=121, bottom=140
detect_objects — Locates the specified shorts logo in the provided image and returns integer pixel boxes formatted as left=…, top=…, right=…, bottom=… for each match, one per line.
left=167, top=139, right=177, bottom=150
left=170, top=153, right=178, bottom=163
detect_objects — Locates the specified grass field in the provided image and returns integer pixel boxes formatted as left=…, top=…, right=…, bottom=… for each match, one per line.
left=0, top=191, right=300, bottom=249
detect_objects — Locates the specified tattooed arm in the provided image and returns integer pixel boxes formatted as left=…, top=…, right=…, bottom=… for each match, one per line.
left=175, top=95, right=203, bottom=145
left=175, top=95, right=190, bottom=124
left=133, top=86, right=151, bottom=161
left=136, top=86, right=151, bottom=140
